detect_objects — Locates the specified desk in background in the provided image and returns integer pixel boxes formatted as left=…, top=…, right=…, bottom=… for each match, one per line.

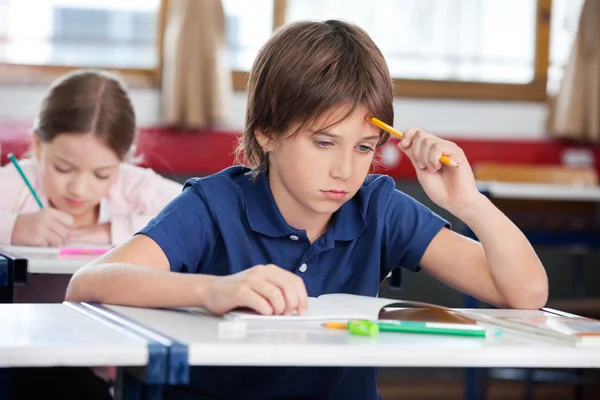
left=0, top=245, right=106, bottom=303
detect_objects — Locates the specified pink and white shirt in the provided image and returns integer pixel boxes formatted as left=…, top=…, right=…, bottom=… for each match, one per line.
left=0, top=158, right=183, bottom=245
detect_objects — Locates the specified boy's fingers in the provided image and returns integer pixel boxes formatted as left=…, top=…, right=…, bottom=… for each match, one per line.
left=263, top=264, right=308, bottom=315
left=251, top=278, right=286, bottom=315
left=243, top=289, right=274, bottom=316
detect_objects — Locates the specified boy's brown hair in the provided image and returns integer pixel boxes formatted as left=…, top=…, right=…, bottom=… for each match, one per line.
left=36, top=69, right=136, bottom=160
left=236, top=19, right=394, bottom=174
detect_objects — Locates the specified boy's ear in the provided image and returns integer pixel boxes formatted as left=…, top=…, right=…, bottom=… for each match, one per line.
left=255, top=130, right=275, bottom=152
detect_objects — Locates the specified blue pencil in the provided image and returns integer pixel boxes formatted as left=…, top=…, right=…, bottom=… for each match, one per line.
left=8, top=153, right=44, bottom=209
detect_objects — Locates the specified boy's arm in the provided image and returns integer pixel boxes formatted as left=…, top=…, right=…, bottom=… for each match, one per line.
left=66, top=234, right=307, bottom=314
left=397, top=128, right=548, bottom=309
left=65, top=234, right=217, bottom=308
left=420, top=196, right=548, bottom=309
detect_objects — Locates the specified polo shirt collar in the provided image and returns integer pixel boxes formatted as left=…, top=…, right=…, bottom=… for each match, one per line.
left=241, top=171, right=366, bottom=241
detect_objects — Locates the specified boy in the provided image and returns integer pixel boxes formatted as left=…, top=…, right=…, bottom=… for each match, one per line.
left=67, top=20, right=548, bottom=400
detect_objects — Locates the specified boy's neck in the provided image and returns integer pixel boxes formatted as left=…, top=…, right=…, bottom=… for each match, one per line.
left=267, top=173, right=331, bottom=244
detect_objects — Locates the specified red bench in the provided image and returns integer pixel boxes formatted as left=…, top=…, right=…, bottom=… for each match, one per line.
left=1, top=121, right=598, bottom=180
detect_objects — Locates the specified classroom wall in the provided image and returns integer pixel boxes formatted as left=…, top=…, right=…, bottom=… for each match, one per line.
left=0, top=84, right=548, bottom=139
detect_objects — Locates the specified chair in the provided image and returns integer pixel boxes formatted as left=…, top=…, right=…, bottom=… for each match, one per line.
left=464, top=162, right=600, bottom=400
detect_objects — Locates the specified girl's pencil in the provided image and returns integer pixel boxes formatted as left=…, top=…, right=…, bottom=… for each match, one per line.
left=8, top=153, right=44, bottom=208
left=366, top=116, right=458, bottom=167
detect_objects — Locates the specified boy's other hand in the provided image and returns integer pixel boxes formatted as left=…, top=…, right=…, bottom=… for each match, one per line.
left=202, top=264, right=308, bottom=316
left=397, top=127, right=484, bottom=216
left=12, top=208, right=74, bottom=246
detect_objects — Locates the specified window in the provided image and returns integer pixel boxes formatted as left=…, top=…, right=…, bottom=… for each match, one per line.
left=3, top=0, right=575, bottom=101
left=287, top=0, right=538, bottom=85
left=0, top=0, right=160, bottom=70
left=547, top=0, right=584, bottom=95
left=222, top=0, right=275, bottom=72
left=223, top=0, right=551, bottom=100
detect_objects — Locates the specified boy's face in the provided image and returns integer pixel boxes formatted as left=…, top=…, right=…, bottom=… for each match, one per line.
left=261, top=104, right=381, bottom=220
left=34, top=132, right=121, bottom=221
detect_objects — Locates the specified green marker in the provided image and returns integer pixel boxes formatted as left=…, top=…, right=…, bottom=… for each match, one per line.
left=338, top=320, right=502, bottom=338
left=376, top=321, right=501, bottom=338
left=8, top=153, right=44, bottom=208
left=348, top=320, right=379, bottom=336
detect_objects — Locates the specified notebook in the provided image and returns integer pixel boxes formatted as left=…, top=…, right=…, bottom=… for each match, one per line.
left=222, top=293, right=474, bottom=323
left=469, top=311, right=600, bottom=348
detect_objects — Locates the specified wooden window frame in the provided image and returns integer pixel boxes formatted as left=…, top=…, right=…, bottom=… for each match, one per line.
left=231, top=0, right=552, bottom=101
left=2, top=0, right=551, bottom=101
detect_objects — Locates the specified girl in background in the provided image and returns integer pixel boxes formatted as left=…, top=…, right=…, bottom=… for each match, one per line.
left=0, top=69, right=182, bottom=247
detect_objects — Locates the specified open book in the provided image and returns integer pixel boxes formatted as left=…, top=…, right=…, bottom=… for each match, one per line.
left=469, top=311, right=600, bottom=348
left=225, top=293, right=475, bottom=324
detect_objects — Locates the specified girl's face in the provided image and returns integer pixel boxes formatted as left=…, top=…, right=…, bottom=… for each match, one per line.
left=34, top=132, right=121, bottom=221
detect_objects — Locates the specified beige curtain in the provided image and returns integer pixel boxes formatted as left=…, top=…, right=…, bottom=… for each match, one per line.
left=161, top=0, right=232, bottom=129
left=548, top=0, right=600, bottom=142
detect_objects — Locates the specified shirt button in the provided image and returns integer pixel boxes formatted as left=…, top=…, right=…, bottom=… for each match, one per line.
left=299, top=263, right=308, bottom=272
left=289, top=235, right=299, bottom=241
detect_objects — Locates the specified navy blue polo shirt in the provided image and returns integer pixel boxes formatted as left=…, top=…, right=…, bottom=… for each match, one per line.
left=139, top=166, right=448, bottom=400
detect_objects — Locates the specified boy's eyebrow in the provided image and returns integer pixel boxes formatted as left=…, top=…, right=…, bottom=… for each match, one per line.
left=311, top=130, right=380, bottom=141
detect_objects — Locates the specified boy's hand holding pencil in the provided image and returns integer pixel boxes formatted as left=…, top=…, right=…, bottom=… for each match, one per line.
left=366, top=118, right=484, bottom=217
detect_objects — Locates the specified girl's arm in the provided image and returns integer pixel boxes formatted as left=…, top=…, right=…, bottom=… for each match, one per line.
left=0, top=161, right=29, bottom=244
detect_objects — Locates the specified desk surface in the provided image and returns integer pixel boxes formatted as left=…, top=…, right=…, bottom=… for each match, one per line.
left=0, top=303, right=149, bottom=367
left=106, top=306, right=600, bottom=368
left=476, top=181, right=600, bottom=202
left=0, top=245, right=103, bottom=274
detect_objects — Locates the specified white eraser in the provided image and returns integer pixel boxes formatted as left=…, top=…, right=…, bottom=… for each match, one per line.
left=218, top=320, right=247, bottom=339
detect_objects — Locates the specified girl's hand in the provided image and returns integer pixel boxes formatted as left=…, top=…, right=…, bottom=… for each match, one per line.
left=397, top=127, right=484, bottom=216
left=12, top=209, right=74, bottom=246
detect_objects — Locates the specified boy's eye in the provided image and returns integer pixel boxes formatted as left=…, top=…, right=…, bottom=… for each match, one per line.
left=357, top=145, right=374, bottom=153
left=314, top=140, right=333, bottom=148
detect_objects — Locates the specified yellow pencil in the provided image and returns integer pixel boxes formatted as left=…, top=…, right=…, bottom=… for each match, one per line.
left=322, top=322, right=348, bottom=329
left=366, top=116, right=458, bottom=167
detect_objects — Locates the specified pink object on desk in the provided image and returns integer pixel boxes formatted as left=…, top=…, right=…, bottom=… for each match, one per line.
left=59, top=247, right=111, bottom=255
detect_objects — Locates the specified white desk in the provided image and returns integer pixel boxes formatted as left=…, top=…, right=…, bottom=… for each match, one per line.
left=0, top=303, right=148, bottom=367
left=105, top=306, right=600, bottom=369
left=0, top=245, right=105, bottom=274
left=476, top=181, right=600, bottom=202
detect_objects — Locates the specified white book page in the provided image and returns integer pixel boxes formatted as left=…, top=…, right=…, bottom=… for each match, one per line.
left=225, top=293, right=427, bottom=321
left=317, top=293, right=417, bottom=318
left=226, top=297, right=374, bottom=321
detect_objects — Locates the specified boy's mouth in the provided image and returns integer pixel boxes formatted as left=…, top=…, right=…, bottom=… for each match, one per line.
left=321, top=190, right=348, bottom=200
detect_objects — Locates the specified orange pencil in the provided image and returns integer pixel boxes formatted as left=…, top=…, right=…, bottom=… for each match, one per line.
left=322, top=322, right=348, bottom=329
left=366, top=116, right=458, bottom=167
